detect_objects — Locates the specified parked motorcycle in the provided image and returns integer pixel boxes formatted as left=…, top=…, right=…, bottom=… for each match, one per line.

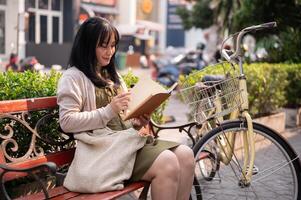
left=154, top=50, right=206, bottom=87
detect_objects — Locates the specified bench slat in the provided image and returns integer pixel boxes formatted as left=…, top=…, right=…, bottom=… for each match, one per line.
left=2, top=149, right=75, bottom=181
left=44, top=148, right=75, bottom=167
left=0, top=96, right=57, bottom=113
left=50, top=191, right=80, bottom=200
left=69, top=182, right=148, bottom=200
left=15, top=182, right=148, bottom=200
left=15, top=186, right=80, bottom=200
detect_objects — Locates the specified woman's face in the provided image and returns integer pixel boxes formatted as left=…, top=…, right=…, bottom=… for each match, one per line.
left=96, top=33, right=116, bottom=67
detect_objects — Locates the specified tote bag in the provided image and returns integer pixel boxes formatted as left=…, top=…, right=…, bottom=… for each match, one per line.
left=64, top=127, right=147, bottom=193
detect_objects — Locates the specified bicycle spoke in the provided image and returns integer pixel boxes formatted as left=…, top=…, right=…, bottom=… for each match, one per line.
left=253, top=156, right=299, bottom=183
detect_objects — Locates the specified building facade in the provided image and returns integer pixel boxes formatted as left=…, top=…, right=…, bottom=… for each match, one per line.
left=0, top=0, right=198, bottom=69
left=25, top=0, right=79, bottom=68
left=0, top=0, right=79, bottom=68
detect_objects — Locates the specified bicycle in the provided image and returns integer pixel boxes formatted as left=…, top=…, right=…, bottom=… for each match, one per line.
left=178, top=22, right=301, bottom=200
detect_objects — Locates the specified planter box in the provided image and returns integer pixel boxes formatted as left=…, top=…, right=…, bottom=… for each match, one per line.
left=126, top=53, right=141, bottom=68
left=254, top=111, right=286, bottom=133
left=283, top=108, right=299, bottom=128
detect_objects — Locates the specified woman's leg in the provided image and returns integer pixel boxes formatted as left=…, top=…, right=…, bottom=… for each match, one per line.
left=171, top=145, right=195, bottom=200
left=141, top=150, right=180, bottom=200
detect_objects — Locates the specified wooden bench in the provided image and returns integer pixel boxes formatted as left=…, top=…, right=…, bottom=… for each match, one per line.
left=0, top=96, right=149, bottom=200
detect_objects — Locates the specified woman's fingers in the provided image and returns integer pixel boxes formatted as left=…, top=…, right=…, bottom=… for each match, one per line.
left=116, top=92, right=131, bottom=100
left=110, top=92, right=131, bottom=113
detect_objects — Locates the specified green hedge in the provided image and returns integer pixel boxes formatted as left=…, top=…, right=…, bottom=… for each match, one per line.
left=283, top=64, right=301, bottom=107
left=0, top=70, right=61, bottom=100
left=179, top=63, right=301, bottom=117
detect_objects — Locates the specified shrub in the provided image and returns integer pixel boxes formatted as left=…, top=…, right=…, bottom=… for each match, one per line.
left=283, top=64, right=301, bottom=107
left=245, top=63, right=288, bottom=116
left=0, top=70, right=61, bottom=100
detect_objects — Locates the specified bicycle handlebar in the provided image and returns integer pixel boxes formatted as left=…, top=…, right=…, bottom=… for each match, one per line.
left=244, top=22, right=277, bottom=32
left=222, top=22, right=277, bottom=61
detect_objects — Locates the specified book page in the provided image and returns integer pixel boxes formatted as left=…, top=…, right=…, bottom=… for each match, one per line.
left=124, top=93, right=170, bottom=120
left=122, top=76, right=178, bottom=120
left=123, top=77, right=167, bottom=119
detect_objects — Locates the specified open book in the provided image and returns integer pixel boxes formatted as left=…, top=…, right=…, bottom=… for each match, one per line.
left=122, top=77, right=178, bottom=121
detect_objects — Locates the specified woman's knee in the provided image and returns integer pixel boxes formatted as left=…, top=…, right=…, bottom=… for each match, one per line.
left=142, top=150, right=180, bottom=181
left=174, top=145, right=195, bottom=170
left=152, top=150, right=180, bottom=182
left=158, top=150, right=181, bottom=177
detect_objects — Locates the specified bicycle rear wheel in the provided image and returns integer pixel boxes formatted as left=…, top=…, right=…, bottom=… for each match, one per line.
left=191, top=119, right=301, bottom=200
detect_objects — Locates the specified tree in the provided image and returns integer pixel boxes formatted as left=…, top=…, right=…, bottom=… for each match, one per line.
left=177, top=0, right=301, bottom=62
left=176, top=0, right=240, bottom=34
left=176, top=0, right=213, bottom=30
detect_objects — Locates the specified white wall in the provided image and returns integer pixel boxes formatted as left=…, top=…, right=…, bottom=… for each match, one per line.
left=1, top=0, right=18, bottom=61
left=117, top=0, right=136, bottom=25
left=17, top=0, right=26, bottom=59
left=158, top=0, right=167, bottom=54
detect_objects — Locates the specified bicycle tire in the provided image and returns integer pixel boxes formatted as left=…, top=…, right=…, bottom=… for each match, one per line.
left=190, top=119, right=301, bottom=200
left=197, top=149, right=220, bottom=181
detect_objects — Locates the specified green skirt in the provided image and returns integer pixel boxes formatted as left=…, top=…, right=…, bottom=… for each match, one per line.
left=129, top=139, right=179, bottom=182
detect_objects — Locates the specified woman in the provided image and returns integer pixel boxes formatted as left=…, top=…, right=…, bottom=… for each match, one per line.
left=57, top=17, right=194, bottom=200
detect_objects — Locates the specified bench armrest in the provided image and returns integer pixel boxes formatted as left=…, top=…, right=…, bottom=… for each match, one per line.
left=0, top=162, right=57, bottom=200
left=149, top=118, right=199, bottom=145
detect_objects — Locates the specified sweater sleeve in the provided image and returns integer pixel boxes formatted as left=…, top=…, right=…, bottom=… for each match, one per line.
left=57, top=74, right=117, bottom=133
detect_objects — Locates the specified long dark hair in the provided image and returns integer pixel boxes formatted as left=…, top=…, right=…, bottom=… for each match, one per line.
left=68, top=17, right=120, bottom=87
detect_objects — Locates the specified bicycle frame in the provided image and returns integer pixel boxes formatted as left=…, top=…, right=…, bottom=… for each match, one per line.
left=214, top=66, right=255, bottom=184
left=202, top=22, right=277, bottom=184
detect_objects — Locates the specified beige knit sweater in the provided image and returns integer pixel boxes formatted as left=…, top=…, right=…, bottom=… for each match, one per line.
left=57, top=67, right=146, bottom=193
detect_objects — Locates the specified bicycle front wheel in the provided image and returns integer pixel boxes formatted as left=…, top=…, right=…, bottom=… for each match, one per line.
left=191, top=119, right=301, bottom=200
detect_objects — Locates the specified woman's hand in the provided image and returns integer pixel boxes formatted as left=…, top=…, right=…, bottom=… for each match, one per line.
left=131, top=114, right=150, bottom=131
left=110, top=92, right=131, bottom=114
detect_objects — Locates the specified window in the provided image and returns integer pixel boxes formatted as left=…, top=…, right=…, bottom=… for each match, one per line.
left=40, top=15, right=47, bottom=42
left=0, top=10, right=4, bottom=54
left=28, top=12, right=35, bottom=42
left=52, top=16, right=59, bottom=42
left=52, top=0, right=61, bottom=11
left=26, top=0, right=36, bottom=9
left=39, top=0, right=49, bottom=9
left=27, top=0, right=63, bottom=44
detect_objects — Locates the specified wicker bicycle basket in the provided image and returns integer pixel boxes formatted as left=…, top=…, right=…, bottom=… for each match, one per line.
left=180, top=76, right=243, bottom=124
